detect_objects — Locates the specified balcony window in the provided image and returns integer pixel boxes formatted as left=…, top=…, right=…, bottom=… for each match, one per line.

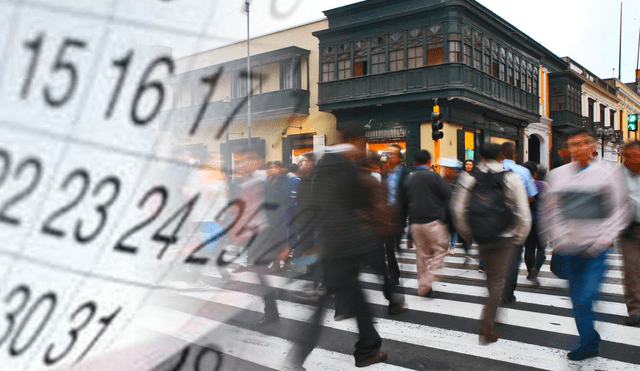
left=371, top=37, right=386, bottom=74
left=448, top=31, right=461, bottom=63
left=507, top=52, right=514, bottom=85
left=473, top=31, right=482, bottom=70
left=520, top=60, right=527, bottom=90
left=533, top=66, right=538, bottom=95
left=322, top=46, right=335, bottom=82
left=499, top=47, right=506, bottom=81
left=354, top=40, right=368, bottom=77
left=491, top=41, right=498, bottom=78
left=483, top=37, right=491, bottom=74
left=514, top=55, right=520, bottom=88
left=551, top=86, right=565, bottom=110
left=281, top=59, right=301, bottom=89
left=389, top=32, right=404, bottom=71
left=407, top=29, right=424, bottom=68
left=463, top=26, right=472, bottom=66
left=527, top=62, right=533, bottom=93
left=569, top=86, right=580, bottom=114
left=427, top=25, right=444, bottom=66
left=338, top=43, right=351, bottom=79
left=233, top=71, right=247, bottom=98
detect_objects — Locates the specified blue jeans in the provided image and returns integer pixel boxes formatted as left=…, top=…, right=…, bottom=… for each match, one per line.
left=562, top=252, right=607, bottom=350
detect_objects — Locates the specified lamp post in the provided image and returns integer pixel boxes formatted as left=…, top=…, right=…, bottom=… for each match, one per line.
left=223, top=96, right=232, bottom=176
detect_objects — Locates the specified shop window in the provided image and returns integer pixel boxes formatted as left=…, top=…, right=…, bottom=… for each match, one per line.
left=473, top=31, right=482, bottom=70
left=371, top=37, right=386, bottom=74
left=354, top=40, right=368, bottom=77
left=427, top=25, right=444, bottom=66
left=322, top=46, right=335, bottom=82
left=389, top=32, right=404, bottom=71
left=407, top=29, right=424, bottom=68
left=338, top=43, right=351, bottom=79
left=483, top=37, right=491, bottom=74
left=491, top=42, right=499, bottom=78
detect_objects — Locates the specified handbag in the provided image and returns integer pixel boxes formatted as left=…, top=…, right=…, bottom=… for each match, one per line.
left=549, top=253, right=568, bottom=279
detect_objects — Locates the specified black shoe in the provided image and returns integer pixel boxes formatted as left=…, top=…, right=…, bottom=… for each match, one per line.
left=526, top=268, right=539, bottom=281
left=568, top=347, right=598, bottom=361
left=501, top=295, right=517, bottom=305
left=334, top=312, right=354, bottom=321
left=388, top=301, right=407, bottom=315
left=626, top=314, right=640, bottom=326
left=256, top=313, right=279, bottom=327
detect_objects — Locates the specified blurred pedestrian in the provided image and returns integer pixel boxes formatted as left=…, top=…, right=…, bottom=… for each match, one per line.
left=522, top=161, right=546, bottom=282
left=404, top=150, right=451, bottom=296
left=451, top=143, right=531, bottom=344
left=620, top=141, right=640, bottom=327
left=382, top=144, right=408, bottom=286
left=539, top=128, right=630, bottom=360
left=500, top=142, right=538, bottom=304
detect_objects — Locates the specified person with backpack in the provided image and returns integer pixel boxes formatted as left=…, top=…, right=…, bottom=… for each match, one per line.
left=451, top=143, right=531, bottom=344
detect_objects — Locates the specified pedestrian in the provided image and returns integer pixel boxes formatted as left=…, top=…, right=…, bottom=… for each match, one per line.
left=522, top=161, right=546, bottom=282
left=451, top=143, right=531, bottom=344
left=404, top=150, right=451, bottom=297
left=539, top=128, right=630, bottom=360
left=382, top=144, right=409, bottom=286
left=285, top=135, right=387, bottom=369
left=619, top=141, right=640, bottom=327
left=499, top=142, right=538, bottom=304
left=460, top=159, right=479, bottom=268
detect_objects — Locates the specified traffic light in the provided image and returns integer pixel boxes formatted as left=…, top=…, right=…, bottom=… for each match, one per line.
left=432, top=108, right=443, bottom=141
left=628, top=113, right=638, bottom=132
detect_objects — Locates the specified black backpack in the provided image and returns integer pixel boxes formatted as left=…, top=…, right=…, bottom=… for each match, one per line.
left=468, top=171, right=513, bottom=244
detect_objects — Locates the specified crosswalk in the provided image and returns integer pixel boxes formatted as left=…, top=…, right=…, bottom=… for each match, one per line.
left=135, top=243, right=640, bottom=371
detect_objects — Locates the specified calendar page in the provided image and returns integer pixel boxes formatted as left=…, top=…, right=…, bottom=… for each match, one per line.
left=0, top=1, right=311, bottom=370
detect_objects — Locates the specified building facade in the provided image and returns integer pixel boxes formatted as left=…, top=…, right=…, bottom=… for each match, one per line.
left=313, top=0, right=567, bottom=168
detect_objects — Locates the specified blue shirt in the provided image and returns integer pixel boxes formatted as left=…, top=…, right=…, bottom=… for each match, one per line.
left=502, top=159, right=538, bottom=198
left=387, top=165, right=403, bottom=205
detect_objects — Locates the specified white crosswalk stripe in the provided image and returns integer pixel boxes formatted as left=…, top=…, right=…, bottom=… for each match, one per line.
left=140, top=244, right=640, bottom=370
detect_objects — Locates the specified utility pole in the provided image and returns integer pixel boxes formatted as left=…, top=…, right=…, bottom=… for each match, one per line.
left=246, top=0, right=252, bottom=147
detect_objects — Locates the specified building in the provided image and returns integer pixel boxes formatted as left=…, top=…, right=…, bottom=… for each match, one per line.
left=159, top=20, right=336, bottom=177
left=312, top=0, right=567, bottom=168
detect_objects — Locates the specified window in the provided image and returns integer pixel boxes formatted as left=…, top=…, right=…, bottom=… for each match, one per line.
left=491, top=41, right=498, bottom=78
left=507, top=52, right=513, bottom=85
left=473, top=31, right=482, bottom=69
left=588, top=99, right=595, bottom=123
left=232, top=71, right=248, bottom=98
left=527, top=62, right=533, bottom=93
left=499, top=47, right=506, bottom=81
left=338, top=43, right=351, bottom=79
left=514, top=56, right=520, bottom=88
left=568, top=86, right=581, bottom=113
left=389, top=32, right=404, bottom=71
left=281, top=59, right=301, bottom=89
left=448, top=26, right=461, bottom=63
left=610, top=110, right=616, bottom=127
left=427, top=25, right=444, bottom=66
left=551, top=86, right=565, bottom=111
left=483, top=37, right=491, bottom=74
left=520, top=60, right=527, bottom=90
left=322, top=46, right=335, bottom=82
left=407, top=29, right=423, bottom=68
left=371, top=37, right=386, bottom=74
left=354, top=40, right=368, bottom=77
left=463, top=26, right=472, bottom=66
left=532, top=65, right=538, bottom=95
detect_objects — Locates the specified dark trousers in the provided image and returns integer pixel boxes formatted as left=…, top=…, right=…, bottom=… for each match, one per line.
left=384, top=234, right=401, bottom=283
left=524, top=220, right=546, bottom=273
left=288, top=253, right=382, bottom=365
left=478, top=238, right=513, bottom=335
left=503, top=243, right=524, bottom=299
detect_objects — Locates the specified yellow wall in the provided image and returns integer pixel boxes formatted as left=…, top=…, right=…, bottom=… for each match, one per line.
left=210, top=73, right=231, bottom=102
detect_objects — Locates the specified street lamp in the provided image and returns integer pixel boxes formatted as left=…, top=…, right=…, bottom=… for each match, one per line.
left=246, top=0, right=252, bottom=148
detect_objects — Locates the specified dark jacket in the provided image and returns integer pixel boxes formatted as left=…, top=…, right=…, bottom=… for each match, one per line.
left=384, top=165, right=409, bottom=232
left=314, top=152, right=377, bottom=259
left=404, top=167, right=452, bottom=225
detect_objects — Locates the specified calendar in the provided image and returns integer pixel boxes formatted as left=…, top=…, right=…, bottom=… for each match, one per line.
left=0, top=1, right=305, bottom=370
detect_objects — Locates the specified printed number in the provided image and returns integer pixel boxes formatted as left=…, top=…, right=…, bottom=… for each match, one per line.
left=189, top=68, right=223, bottom=135
left=0, top=285, right=30, bottom=348
left=169, top=345, right=223, bottom=371
left=44, top=302, right=96, bottom=365
left=154, top=194, right=200, bottom=259
left=75, top=176, right=121, bottom=244
left=186, top=199, right=246, bottom=265
left=41, top=169, right=90, bottom=238
left=21, top=34, right=87, bottom=107
left=114, top=186, right=168, bottom=254
left=44, top=38, right=87, bottom=107
left=9, top=292, right=56, bottom=357
left=131, top=56, right=174, bottom=125
left=0, top=158, right=42, bottom=226
left=75, top=306, right=120, bottom=363
left=105, top=51, right=133, bottom=119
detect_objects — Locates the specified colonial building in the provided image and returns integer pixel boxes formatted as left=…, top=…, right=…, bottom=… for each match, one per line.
left=313, top=0, right=567, bottom=168
left=159, top=20, right=336, bottom=176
